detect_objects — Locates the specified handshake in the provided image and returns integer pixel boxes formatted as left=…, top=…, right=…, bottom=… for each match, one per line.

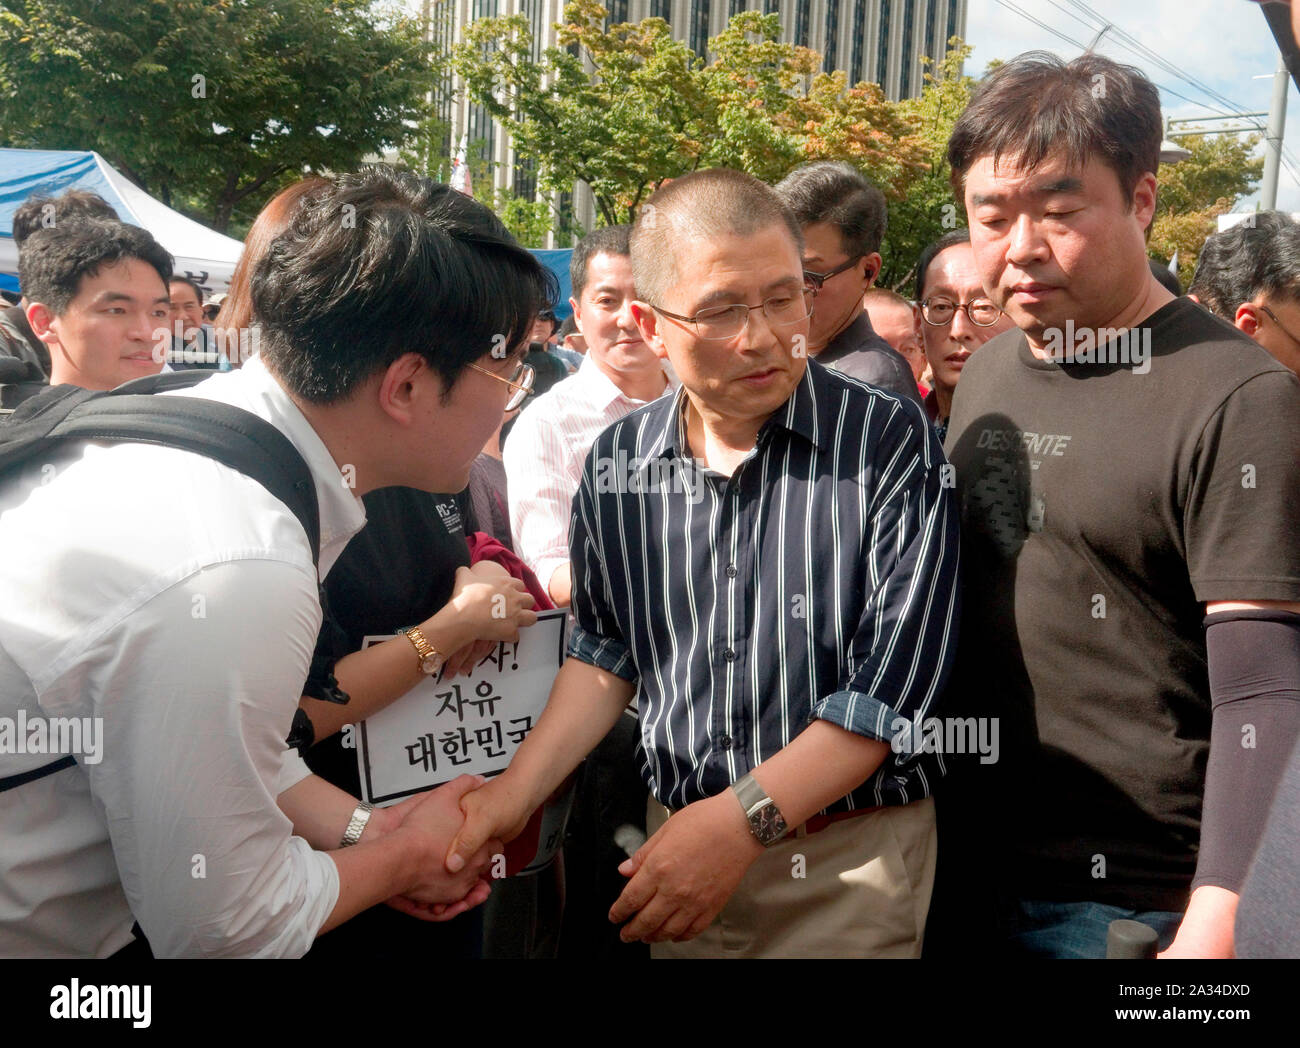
left=367, top=772, right=536, bottom=922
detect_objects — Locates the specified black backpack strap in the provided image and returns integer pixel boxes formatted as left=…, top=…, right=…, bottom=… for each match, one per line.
left=52, top=396, right=321, bottom=566
left=0, top=754, right=76, bottom=793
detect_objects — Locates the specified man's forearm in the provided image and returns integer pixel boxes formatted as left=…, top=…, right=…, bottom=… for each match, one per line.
left=748, top=719, right=891, bottom=828
left=501, top=656, right=633, bottom=808
left=278, top=773, right=397, bottom=850
left=319, top=828, right=426, bottom=934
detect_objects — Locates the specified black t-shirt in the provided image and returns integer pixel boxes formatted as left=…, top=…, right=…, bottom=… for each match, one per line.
left=944, top=298, right=1300, bottom=911
left=304, top=485, right=470, bottom=795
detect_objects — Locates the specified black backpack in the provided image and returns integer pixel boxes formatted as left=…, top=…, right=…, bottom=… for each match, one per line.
left=0, top=369, right=346, bottom=793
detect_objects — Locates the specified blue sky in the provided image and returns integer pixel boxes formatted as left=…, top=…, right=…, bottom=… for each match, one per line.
left=963, top=0, right=1300, bottom=213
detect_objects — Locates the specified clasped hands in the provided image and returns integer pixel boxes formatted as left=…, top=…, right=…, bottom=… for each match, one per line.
left=444, top=777, right=765, bottom=943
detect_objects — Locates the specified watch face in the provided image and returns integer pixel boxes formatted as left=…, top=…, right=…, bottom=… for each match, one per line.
left=420, top=653, right=443, bottom=675
left=749, top=805, right=787, bottom=845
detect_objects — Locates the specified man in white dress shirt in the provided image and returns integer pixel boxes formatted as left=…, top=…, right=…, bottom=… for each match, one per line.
left=0, top=166, right=553, bottom=957
left=504, top=225, right=671, bottom=607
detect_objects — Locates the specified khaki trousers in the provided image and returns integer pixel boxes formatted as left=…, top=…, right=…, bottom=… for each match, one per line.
left=647, top=795, right=936, bottom=959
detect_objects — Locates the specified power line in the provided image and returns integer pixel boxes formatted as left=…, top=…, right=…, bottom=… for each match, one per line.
left=1062, top=0, right=1259, bottom=120
left=992, top=0, right=1088, bottom=51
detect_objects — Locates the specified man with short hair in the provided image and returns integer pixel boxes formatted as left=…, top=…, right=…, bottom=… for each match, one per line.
left=504, top=225, right=670, bottom=608
left=774, top=161, right=919, bottom=401
left=167, top=274, right=227, bottom=371
left=0, top=166, right=551, bottom=956
left=19, top=220, right=171, bottom=390
left=913, top=229, right=1015, bottom=441
left=939, top=51, right=1300, bottom=958
left=1189, top=215, right=1300, bottom=375
left=451, top=168, right=959, bottom=958
left=1, top=189, right=120, bottom=377
left=862, top=286, right=927, bottom=389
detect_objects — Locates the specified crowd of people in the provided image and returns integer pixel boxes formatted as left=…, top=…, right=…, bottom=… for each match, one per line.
left=0, top=48, right=1298, bottom=960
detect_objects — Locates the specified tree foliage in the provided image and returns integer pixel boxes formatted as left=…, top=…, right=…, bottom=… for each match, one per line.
left=881, top=41, right=976, bottom=290
left=453, top=0, right=929, bottom=232
left=1149, top=133, right=1264, bottom=287
left=0, top=0, right=441, bottom=235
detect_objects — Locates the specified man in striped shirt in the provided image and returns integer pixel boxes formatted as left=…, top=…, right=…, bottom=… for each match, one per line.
left=450, top=169, right=960, bottom=957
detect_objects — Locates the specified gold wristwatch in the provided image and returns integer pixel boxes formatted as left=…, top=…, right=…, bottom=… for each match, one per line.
left=404, top=626, right=445, bottom=676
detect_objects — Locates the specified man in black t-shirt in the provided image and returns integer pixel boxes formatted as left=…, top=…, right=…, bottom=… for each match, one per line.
left=934, top=51, right=1300, bottom=959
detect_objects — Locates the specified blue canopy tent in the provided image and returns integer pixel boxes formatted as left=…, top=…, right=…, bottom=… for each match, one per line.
left=0, top=148, right=244, bottom=297
left=0, top=147, right=575, bottom=324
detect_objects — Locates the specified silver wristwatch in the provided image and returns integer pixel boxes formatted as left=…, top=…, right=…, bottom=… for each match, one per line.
left=340, top=802, right=374, bottom=847
left=731, top=773, right=789, bottom=846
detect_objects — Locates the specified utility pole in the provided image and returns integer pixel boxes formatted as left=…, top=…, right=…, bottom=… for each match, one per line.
left=1261, top=52, right=1290, bottom=210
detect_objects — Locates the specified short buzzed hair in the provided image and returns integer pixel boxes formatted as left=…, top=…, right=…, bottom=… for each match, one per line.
left=630, top=168, right=804, bottom=307
left=570, top=225, right=631, bottom=300
left=948, top=51, right=1161, bottom=206
left=774, top=161, right=887, bottom=258
left=864, top=287, right=913, bottom=310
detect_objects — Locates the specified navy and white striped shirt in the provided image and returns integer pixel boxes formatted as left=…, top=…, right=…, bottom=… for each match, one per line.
left=566, top=359, right=961, bottom=813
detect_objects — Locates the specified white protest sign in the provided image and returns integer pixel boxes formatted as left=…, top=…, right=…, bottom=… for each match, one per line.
left=356, top=609, right=568, bottom=806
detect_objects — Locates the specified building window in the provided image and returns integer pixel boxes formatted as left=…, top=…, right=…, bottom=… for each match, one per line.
left=609, top=0, right=629, bottom=22
left=651, top=0, right=671, bottom=20
left=850, top=0, right=866, bottom=82
left=795, top=0, right=810, bottom=47
left=824, top=0, right=841, bottom=72
left=900, top=0, right=915, bottom=96
left=691, top=0, right=713, bottom=55
left=876, top=0, right=891, bottom=84
left=926, top=0, right=938, bottom=56
left=513, top=155, right=537, bottom=200
left=947, top=0, right=958, bottom=47
left=730, top=0, right=746, bottom=17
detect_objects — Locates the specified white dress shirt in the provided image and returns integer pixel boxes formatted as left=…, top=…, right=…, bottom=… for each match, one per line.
left=503, top=353, right=671, bottom=590
left=0, top=356, right=366, bottom=957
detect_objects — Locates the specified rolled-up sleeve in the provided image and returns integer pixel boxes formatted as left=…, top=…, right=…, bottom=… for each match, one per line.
left=84, top=558, right=339, bottom=958
left=565, top=446, right=638, bottom=682
left=811, top=411, right=961, bottom=756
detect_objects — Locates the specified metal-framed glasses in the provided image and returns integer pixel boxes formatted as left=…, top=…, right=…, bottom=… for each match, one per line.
left=802, top=255, right=864, bottom=290
left=1259, top=304, right=1300, bottom=347
left=466, top=360, right=535, bottom=410
left=651, top=287, right=816, bottom=341
left=920, top=296, right=1003, bottom=327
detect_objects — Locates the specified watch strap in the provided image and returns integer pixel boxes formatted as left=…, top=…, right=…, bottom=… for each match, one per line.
left=340, top=802, right=374, bottom=848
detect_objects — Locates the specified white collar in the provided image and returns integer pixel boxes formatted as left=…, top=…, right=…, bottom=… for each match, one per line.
left=173, top=356, right=367, bottom=578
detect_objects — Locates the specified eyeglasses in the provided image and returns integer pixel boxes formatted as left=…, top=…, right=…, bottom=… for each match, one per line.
left=466, top=360, right=535, bottom=410
left=920, top=296, right=1004, bottom=327
left=651, top=288, right=815, bottom=341
left=1259, top=304, right=1300, bottom=347
left=803, top=255, right=865, bottom=291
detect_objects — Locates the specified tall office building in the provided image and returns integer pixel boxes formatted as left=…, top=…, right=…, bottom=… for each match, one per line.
left=425, top=0, right=966, bottom=243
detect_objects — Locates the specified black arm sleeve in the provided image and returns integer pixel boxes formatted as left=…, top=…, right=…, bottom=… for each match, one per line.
left=1191, top=611, right=1300, bottom=894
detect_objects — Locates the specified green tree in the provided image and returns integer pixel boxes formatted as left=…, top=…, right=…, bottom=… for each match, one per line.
left=452, top=1, right=926, bottom=231
left=1149, top=133, right=1264, bottom=287
left=879, top=42, right=977, bottom=291
left=0, top=0, right=441, bottom=235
